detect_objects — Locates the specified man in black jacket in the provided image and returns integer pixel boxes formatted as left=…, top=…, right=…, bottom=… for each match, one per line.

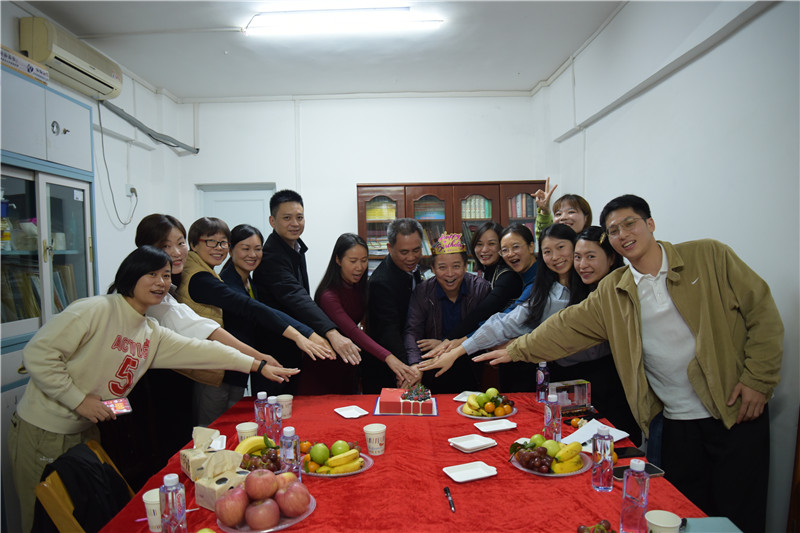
left=253, top=190, right=360, bottom=371
left=364, top=218, right=425, bottom=393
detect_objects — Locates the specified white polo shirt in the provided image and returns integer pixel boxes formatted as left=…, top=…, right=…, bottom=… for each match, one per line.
left=631, top=245, right=711, bottom=420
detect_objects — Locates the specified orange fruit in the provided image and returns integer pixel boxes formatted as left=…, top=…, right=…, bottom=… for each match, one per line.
left=484, top=402, right=495, bottom=413
left=307, top=461, right=320, bottom=473
left=300, top=440, right=313, bottom=453
left=303, top=454, right=311, bottom=465
left=612, top=451, right=618, bottom=464
left=503, top=404, right=513, bottom=415
left=571, top=418, right=580, bottom=428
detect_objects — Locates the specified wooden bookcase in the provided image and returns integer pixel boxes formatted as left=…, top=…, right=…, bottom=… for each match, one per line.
left=357, top=180, right=545, bottom=262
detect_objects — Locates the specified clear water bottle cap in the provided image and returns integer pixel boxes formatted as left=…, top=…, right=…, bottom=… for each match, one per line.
left=630, top=459, right=645, bottom=472
left=163, top=473, right=179, bottom=486
left=257, top=391, right=267, bottom=400
left=538, top=361, right=546, bottom=368
left=598, top=426, right=610, bottom=436
left=547, top=393, right=558, bottom=403
left=283, top=426, right=295, bottom=437
left=268, top=396, right=278, bottom=404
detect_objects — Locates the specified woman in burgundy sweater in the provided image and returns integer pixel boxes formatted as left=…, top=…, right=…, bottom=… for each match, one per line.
left=313, top=234, right=418, bottom=393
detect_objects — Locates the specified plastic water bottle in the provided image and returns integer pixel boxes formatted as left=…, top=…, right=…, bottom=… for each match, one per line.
left=536, top=362, right=549, bottom=402
left=254, top=391, right=269, bottom=435
left=543, top=393, right=561, bottom=442
left=159, top=473, right=187, bottom=533
left=592, top=426, right=614, bottom=492
left=620, top=459, right=650, bottom=533
left=280, top=426, right=302, bottom=480
left=266, top=395, right=282, bottom=445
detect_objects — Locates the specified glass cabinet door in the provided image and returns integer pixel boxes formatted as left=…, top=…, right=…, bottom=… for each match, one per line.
left=413, top=194, right=446, bottom=256
left=365, top=195, right=397, bottom=256
left=38, top=174, right=93, bottom=320
left=1, top=168, right=41, bottom=333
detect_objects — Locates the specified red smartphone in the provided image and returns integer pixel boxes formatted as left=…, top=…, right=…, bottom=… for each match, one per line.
left=102, top=398, right=132, bottom=415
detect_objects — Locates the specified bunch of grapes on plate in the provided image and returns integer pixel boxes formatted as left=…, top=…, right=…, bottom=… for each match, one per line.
left=241, top=448, right=281, bottom=472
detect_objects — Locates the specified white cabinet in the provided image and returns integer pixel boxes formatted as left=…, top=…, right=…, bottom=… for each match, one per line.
left=1, top=69, right=93, bottom=172
left=1, top=72, right=46, bottom=161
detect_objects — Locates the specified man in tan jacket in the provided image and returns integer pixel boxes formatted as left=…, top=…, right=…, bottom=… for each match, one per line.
left=475, top=194, right=782, bottom=533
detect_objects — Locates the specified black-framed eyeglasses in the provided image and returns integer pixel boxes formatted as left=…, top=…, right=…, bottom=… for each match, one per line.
left=605, top=217, right=644, bottom=238
left=202, top=239, right=230, bottom=249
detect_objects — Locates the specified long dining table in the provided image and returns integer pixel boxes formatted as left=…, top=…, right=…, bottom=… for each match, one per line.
left=101, top=393, right=705, bottom=532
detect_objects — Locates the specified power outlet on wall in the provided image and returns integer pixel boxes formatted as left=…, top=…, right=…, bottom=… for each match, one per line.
left=125, top=184, right=137, bottom=197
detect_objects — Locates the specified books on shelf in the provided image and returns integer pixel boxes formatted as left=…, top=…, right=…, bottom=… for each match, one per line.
left=366, top=200, right=397, bottom=221
left=507, top=193, right=535, bottom=219
left=414, top=197, right=445, bottom=221
left=460, top=196, right=492, bottom=220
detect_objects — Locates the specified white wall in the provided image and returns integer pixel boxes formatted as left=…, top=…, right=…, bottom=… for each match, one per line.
left=534, top=3, right=799, bottom=530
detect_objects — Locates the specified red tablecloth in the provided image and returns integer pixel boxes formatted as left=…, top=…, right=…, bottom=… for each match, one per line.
left=101, top=394, right=704, bottom=533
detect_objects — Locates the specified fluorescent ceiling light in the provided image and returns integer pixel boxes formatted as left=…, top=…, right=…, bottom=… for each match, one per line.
left=243, top=6, right=443, bottom=36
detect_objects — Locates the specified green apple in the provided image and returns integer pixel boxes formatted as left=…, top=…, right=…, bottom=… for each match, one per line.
left=485, top=387, right=499, bottom=399
left=530, top=434, right=546, bottom=448
left=330, top=440, right=350, bottom=456
left=309, top=442, right=330, bottom=465
left=475, top=393, right=488, bottom=407
left=542, top=439, right=561, bottom=458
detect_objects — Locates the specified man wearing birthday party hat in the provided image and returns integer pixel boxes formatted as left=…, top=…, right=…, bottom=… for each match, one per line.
left=403, top=233, right=491, bottom=393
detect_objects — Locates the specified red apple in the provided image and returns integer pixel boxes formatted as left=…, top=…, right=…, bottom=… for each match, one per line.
left=245, top=469, right=278, bottom=500
left=274, top=481, right=310, bottom=517
left=214, top=485, right=249, bottom=527
left=245, top=498, right=281, bottom=530
left=275, top=471, right=298, bottom=490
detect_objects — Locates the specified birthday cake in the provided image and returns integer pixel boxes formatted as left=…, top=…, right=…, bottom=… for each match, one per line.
left=379, top=385, right=434, bottom=415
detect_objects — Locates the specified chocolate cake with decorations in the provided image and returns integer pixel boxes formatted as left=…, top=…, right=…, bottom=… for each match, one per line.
left=379, top=385, right=434, bottom=415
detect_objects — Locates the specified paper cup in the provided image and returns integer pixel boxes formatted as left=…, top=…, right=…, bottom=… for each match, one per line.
left=142, top=489, right=161, bottom=532
left=53, top=233, right=66, bottom=250
left=277, top=394, right=293, bottom=419
left=236, top=422, right=258, bottom=442
left=363, top=423, right=386, bottom=456
left=645, top=510, right=682, bottom=533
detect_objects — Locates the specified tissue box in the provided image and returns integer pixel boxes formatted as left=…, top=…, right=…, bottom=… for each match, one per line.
left=180, top=448, right=218, bottom=481
left=551, top=379, right=592, bottom=416
left=195, top=469, right=249, bottom=511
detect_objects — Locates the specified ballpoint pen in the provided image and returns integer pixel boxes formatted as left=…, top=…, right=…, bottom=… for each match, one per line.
left=444, top=486, right=455, bottom=513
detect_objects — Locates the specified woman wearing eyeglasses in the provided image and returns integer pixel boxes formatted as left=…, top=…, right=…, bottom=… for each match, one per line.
left=176, top=217, right=333, bottom=425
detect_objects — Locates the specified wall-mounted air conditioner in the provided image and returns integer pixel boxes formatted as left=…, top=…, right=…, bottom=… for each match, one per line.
left=19, top=17, right=122, bottom=100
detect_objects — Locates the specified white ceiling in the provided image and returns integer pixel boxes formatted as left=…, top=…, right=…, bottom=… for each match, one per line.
left=24, top=1, right=621, bottom=101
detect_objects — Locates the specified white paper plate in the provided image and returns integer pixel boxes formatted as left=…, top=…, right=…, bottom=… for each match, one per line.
left=448, top=434, right=497, bottom=453
left=561, top=419, right=629, bottom=446
left=209, top=434, right=227, bottom=451
left=334, top=405, right=369, bottom=419
left=453, top=391, right=482, bottom=402
left=474, top=419, right=517, bottom=433
left=442, top=461, right=497, bottom=483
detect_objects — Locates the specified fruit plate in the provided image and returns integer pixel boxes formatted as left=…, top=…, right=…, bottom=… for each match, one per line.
left=443, top=461, right=498, bottom=483
left=456, top=404, right=517, bottom=420
left=216, top=494, right=316, bottom=532
left=473, top=419, right=517, bottom=433
left=448, top=434, right=497, bottom=453
left=305, top=453, right=374, bottom=478
left=510, top=452, right=592, bottom=478
left=333, top=405, right=369, bottom=419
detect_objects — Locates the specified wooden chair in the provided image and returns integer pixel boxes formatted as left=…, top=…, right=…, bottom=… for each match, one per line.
left=34, top=440, right=135, bottom=533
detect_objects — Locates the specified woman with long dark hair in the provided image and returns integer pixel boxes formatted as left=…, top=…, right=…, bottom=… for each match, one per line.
left=310, top=233, right=418, bottom=393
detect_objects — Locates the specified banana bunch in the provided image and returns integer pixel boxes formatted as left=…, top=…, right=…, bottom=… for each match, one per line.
left=313, top=449, right=365, bottom=475
left=234, top=435, right=275, bottom=455
left=551, top=442, right=583, bottom=474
